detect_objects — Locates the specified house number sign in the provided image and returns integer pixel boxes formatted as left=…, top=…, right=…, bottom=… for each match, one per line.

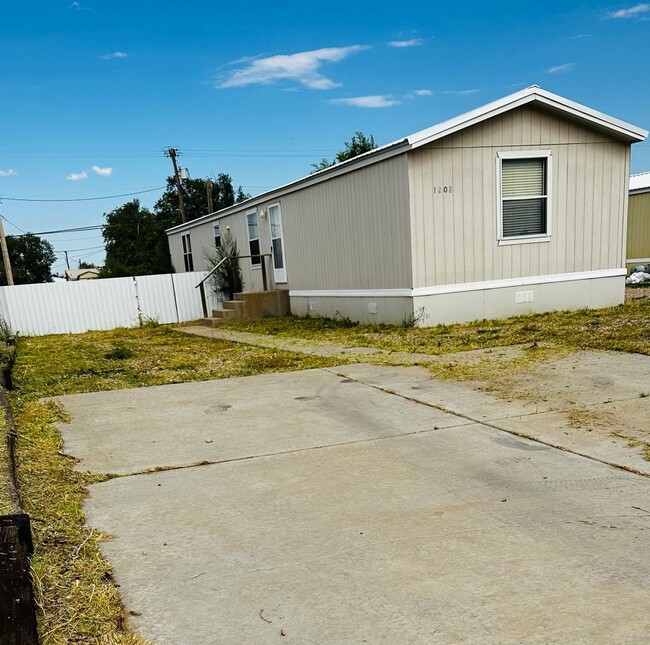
left=434, top=185, right=453, bottom=194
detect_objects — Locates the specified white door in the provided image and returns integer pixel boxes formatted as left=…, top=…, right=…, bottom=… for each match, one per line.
left=268, top=203, right=287, bottom=284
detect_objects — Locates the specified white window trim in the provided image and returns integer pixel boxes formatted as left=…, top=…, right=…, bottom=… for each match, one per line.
left=246, top=209, right=261, bottom=270
left=497, top=150, right=552, bottom=245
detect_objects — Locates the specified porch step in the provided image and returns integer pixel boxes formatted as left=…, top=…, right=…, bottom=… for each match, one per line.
left=202, top=290, right=290, bottom=324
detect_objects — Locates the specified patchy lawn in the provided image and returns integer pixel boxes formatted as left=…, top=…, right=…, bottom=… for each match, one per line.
left=10, top=325, right=343, bottom=644
left=7, top=293, right=650, bottom=642
left=219, top=293, right=650, bottom=357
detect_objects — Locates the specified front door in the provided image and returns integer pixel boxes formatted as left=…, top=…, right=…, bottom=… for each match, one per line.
left=268, top=203, right=287, bottom=284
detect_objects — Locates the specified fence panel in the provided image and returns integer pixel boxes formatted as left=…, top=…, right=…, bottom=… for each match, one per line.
left=171, top=272, right=218, bottom=322
left=0, top=271, right=217, bottom=336
left=134, top=274, right=180, bottom=324
left=3, top=278, right=139, bottom=336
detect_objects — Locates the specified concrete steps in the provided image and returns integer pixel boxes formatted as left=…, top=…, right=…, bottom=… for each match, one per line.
left=202, top=290, right=290, bottom=326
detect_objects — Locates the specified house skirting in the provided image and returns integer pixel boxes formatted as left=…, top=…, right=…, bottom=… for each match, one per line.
left=289, top=269, right=626, bottom=327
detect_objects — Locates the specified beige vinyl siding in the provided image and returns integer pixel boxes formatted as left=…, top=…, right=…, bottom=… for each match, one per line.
left=408, top=105, right=630, bottom=288
left=275, top=154, right=411, bottom=290
left=168, top=155, right=411, bottom=292
left=627, top=192, right=650, bottom=262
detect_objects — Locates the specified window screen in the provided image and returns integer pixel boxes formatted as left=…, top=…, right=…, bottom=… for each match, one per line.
left=502, top=158, right=547, bottom=238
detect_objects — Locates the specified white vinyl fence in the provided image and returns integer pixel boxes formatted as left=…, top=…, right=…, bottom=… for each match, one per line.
left=0, top=271, right=220, bottom=336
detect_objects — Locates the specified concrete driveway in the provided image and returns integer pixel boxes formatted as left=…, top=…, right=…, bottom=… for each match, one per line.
left=57, top=365, right=650, bottom=644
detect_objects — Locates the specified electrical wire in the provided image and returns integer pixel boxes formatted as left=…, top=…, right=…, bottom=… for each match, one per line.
left=0, top=186, right=165, bottom=203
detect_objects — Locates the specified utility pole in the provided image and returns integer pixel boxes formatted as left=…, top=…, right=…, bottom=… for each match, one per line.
left=0, top=213, right=14, bottom=286
left=63, top=251, right=70, bottom=270
left=206, top=179, right=214, bottom=214
left=164, top=147, right=186, bottom=224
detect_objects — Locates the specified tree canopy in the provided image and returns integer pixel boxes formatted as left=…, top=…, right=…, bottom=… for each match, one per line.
left=0, top=233, right=56, bottom=285
left=311, top=131, right=377, bottom=173
left=101, top=200, right=174, bottom=277
left=154, top=174, right=250, bottom=225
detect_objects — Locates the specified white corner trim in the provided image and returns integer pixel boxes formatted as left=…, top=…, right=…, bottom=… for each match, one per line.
left=289, top=269, right=626, bottom=300
left=289, top=289, right=412, bottom=298
left=411, top=269, right=626, bottom=297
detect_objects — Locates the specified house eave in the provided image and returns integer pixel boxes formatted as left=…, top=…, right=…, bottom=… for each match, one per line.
left=407, top=86, right=648, bottom=149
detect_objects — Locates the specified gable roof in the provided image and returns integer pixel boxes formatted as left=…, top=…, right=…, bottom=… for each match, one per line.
left=407, top=85, right=647, bottom=148
left=630, top=171, right=650, bottom=194
left=168, top=86, right=648, bottom=235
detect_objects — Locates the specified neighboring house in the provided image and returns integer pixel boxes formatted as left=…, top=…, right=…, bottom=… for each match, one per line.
left=65, top=268, right=100, bottom=281
left=167, top=86, right=647, bottom=326
left=628, top=172, right=650, bottom=271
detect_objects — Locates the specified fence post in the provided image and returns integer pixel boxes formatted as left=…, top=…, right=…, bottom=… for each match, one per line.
left=199, top=281, right=208, bottom=318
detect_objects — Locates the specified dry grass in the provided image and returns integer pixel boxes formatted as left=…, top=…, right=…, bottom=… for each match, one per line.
left=10, top=325, right=341, bottom=644
left=219, top=296, right=650, bottom=358
left=0, top=410, right=18, bottom=515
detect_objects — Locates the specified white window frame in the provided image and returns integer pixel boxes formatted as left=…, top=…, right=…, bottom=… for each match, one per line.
left=181, top=233, right=194, bottom=272
left=497, top=150, right=552, bottom=246
left=246, top=210, right=261, bottom=269
left=268, top=201, right=287, bottom=284
left=213, top=222, right=221, bottom=248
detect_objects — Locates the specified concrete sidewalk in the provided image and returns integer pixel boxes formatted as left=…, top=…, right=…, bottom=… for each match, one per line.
left=57, top=367, right=650, bottom=644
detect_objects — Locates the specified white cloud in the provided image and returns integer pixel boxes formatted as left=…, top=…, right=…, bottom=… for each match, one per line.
left=439, top=89, right=480, bottom=96
left=217, top=45, right=369, bottom=90
left=101, top=51, right=128, bottom=60
left=547, top=63, right=575, bottom=74
left=0, top=169, right=17, bottom=177
left=569, top=33, right=592, bottom=38
left=607, top=3, right=650, bottom=18
left=388, top=38, right=424, bottom=48
left=330, top=95, right=399, bottom=108
left=68, top=2, right=81, bottom=8
left=66, top=171, right=88, bottom=181
left=405, top=89, right=433, bottom=99
left=92, top=165, right=113, bottom=176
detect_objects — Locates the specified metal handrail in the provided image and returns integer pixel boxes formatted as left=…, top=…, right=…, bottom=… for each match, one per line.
left=195, top=253, right=272, bottom=318
left=195, top=256, right=229, bottom=289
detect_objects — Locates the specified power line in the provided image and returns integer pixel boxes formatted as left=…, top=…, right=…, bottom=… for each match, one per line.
left=37, top=225, right=103, bottom=235
left=0, top=186, right=165, bottom=203
left=0, top=214, right=26, bottom=234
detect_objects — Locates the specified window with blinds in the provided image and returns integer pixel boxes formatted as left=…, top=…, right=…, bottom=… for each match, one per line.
left=501, top=157, right=547, bottom=238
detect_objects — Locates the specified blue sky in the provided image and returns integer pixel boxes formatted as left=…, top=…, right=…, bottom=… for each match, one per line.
left=1, top=1, right=649, bottom=273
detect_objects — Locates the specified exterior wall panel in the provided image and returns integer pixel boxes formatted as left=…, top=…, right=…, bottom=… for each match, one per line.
left=627, top=192, right=650, bottom=265
left=408, top=105, right=630, bottom=289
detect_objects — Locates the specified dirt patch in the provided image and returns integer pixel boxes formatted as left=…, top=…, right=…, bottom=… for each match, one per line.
left=466, top=350, right=650, bottom=465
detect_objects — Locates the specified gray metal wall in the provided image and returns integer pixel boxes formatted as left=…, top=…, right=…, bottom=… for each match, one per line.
left=407, top=105, right=630, bottom=289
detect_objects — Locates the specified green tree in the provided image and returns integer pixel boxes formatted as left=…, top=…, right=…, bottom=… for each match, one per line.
left=310, top=131, right=377, bottom=173
left=154, top=174, right=251, bottom=225
left=0, top=233, right=56, bottom=285
left=101, top=200, right=174, bottom=277
left=335, top=131, right=377, bottom=162
left=78, top=261, right=97, bottom=269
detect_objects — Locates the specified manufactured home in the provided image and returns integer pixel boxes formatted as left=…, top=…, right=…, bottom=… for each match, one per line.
left=167, top=86, right=647, bottom=326
left=628, top=171, right=650, bottom=271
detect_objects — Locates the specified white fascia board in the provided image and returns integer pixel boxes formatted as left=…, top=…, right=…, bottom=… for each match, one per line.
left=408, top=86, right=648, bottom=149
